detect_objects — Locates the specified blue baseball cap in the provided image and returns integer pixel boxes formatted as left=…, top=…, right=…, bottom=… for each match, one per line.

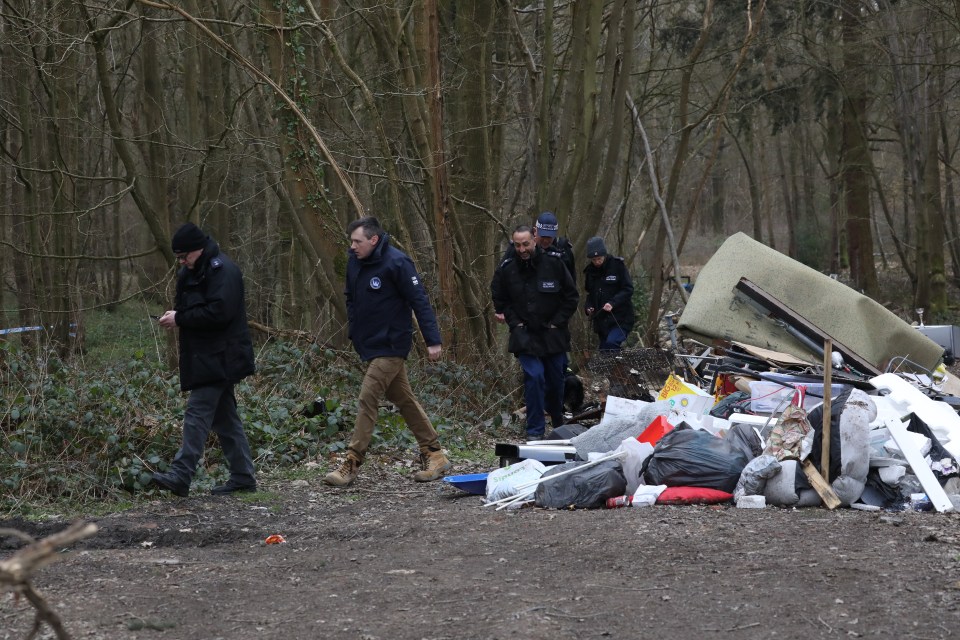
left=535, top=212, right=559, bottom=238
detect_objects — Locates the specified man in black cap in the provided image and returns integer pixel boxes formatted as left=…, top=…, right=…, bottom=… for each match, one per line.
left=533, top=211, right=576, bottom=278
left=151, top=222, right=257, bottom=497
left=583, top=236, right=634, bottom=351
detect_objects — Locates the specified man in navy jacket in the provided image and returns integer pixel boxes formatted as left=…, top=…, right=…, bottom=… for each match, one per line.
left=324, top=216, right=450, bottom=487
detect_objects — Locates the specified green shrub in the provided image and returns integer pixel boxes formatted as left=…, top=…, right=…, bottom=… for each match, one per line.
left=0, top=332, right=516, bottom=515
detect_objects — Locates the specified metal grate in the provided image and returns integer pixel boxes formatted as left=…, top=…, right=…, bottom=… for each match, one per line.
left=586, top=348, right=681, bottom=400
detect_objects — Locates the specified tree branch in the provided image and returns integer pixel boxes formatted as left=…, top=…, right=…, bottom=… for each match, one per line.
left=0, top=522, right=99, bottom=640
left=134, top=0, right=365, bottom=218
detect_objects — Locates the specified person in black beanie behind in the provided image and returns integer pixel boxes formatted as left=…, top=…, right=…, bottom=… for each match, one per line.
left=583, top=236, right=635, bottom=351
left=151, top=222, right=257, bottom=497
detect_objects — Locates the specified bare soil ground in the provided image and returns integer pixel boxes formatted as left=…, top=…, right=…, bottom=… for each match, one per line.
left=3, top=453, right=960, bottom=640
left=3, top=265, right=958, bottom=640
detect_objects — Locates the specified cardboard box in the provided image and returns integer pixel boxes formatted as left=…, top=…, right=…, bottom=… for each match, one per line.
left=656, top=374, right=713, bottom=414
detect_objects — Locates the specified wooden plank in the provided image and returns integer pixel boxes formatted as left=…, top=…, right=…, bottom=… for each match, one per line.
left=734, top=278, right=882, bottom=376
left=801, top=460, right=841, bottom=510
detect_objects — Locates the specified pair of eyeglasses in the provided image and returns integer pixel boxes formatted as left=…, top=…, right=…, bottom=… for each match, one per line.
left=176, top=253, right=189, bottom=262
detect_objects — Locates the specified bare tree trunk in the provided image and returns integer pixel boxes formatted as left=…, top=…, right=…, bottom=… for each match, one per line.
left=13, top=39, right=41, bottom=351
left=727, top=123, right=762, bottom=241
left=939, top=45, right=960, bottom=288
left=260, top=0, right=346, bottom=328
left=840, top=0, right=878, bottom=295
left=881, top=2, right=945, bottom=314
left=583, top=0, right=636, bottom=227
left=419, top=0, right=459, bottom=354
left=551, top=0, right=603, bottom=226
left=48, top=7, right=83, bottom=356
left=537, top=0, right=554, bottom=210
left=710, top=137, right=726, bottom=235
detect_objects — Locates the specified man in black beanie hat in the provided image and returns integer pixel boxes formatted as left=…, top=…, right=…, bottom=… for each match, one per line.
left=152, top=222, right=257, bottom=497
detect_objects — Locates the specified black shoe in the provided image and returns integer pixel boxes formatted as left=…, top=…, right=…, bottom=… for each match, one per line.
left=210, top=479, right=257, bottom=495
left=151, top=472, right=189, bottom=497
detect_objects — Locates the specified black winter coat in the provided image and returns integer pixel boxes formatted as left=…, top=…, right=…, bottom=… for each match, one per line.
left=174, top=239, right=255, bottom=391
left=583, top=256, right=635, bottom=338
left=345, top=233, right=441, bottom=361
left=491, top=248, right=579, bottom=356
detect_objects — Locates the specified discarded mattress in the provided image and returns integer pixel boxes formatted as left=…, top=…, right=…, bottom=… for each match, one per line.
left=677, top=232, right=943, bottom=372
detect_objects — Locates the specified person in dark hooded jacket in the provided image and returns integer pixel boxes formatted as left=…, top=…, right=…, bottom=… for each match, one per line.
left=323, top=216, right=451, bottom=487
left=491, top=225, right=579, bottom=439
left=151, top=222, right=257, bottom=497
left=583, top=236, right=634, bottom=351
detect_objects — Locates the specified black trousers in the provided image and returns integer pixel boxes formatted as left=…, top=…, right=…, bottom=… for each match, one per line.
left=169, top=382, right=256, bottom=485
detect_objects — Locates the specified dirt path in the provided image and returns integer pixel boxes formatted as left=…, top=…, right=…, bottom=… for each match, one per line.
left=3, top=461, right=960, bottom=640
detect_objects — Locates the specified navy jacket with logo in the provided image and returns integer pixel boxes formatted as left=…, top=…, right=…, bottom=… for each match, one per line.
left=583, top=255, right=635, bottom=338
left=345, top=233, right=441, bottom=361
left=490, top=247, right=579, bottom=357
left=174, top=238, right=256, bottom=391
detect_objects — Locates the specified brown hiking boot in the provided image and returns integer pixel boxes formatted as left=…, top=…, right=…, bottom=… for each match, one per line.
left=323, top=457, right=360, bottom=487
left=413, top=450, right=451, bottom=482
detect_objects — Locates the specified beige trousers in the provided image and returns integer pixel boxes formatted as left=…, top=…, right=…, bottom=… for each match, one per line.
left=347, top=357, right=440, bottom=462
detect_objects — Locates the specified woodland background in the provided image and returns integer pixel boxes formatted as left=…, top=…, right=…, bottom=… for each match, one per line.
left=2, top=0, right=959, bottom=360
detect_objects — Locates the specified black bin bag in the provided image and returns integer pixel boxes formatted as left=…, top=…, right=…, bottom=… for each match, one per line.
left=642, top=425, right=750, bottom=493
left=534, top=460, right=627, bottom=509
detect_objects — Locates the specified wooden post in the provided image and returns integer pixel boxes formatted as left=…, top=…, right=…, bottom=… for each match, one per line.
left=821, top=339, right=833, bottom=479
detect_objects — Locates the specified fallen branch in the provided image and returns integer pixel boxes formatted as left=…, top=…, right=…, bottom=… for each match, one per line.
left=1, top=522, right=99, bottom=640
left=247, top=320, right=317, bottom=343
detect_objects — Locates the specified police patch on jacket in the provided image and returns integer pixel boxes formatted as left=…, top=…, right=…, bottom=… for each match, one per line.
left=539, top=279, right=558, bottom=292
left=605, top=274, right=618, bottom=281
left=370, top=277, right=382, bottom=290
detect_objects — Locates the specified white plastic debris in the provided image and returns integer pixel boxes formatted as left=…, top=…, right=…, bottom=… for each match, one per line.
left=736, top=495, right=766, bottom=509
left=878, top=465, right=907, bottom=486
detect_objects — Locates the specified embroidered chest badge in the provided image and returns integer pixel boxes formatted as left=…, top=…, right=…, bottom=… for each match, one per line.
left=370, top=276, right=382, bottom=290
left=605, top=275, right=618, bottom=281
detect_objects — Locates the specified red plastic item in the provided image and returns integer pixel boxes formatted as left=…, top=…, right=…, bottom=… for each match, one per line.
left=712, top=373, right=740, bottom=399
left=655, top=486, right=734, bottom=505
left=264, top=534, right=286, bottom=545
left=637, top=416, right=673, bottom=445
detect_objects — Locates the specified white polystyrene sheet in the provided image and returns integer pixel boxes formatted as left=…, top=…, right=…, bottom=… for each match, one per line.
left=879, top=415, right=954, bottom=513
left=883, top=432, right=931, bottom=458
left=668, top=410, right=732, bottom=436
left=870, top=373, right=960, bottom=462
